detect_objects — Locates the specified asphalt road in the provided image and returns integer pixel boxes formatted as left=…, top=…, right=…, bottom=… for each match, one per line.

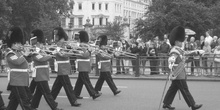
left=0, top=77, right=219, bottom=110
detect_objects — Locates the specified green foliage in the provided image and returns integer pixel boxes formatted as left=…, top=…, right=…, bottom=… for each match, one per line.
left=135, top=0, right=219, bottom=40
left=99, top=20, right=124, bottom=40
left=1, top=0, right=72, bottom=41
left=0, top=0, right=11, bottom=39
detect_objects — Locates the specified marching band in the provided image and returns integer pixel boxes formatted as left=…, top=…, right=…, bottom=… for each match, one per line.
left=0, top=25, right=205, bottom=110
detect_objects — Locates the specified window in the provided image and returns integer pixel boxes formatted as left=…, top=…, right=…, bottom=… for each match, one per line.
left=70, top=18, right=74, bottom=26
left=99, top=3, right=101, bottom=10
left=78, top=3, right=82, bottom=10
left=99, top=18, right=103, bottom=25
left=92, top=18, right=95, bottom=25
left=106, top=18, right=108, bottom=25
left=105, top=3, right=108, bottom=10
left=92, top=3, right=95, bottom=10
left=61, top=18, right=66, bottom=27
left=78, top=17, right=83, bottom=26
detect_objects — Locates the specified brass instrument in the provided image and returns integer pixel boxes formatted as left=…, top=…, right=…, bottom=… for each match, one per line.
left=102, top=46, right=137, bottom=59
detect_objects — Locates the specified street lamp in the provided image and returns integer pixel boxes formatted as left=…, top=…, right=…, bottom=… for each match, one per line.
left=68, top=22, right=73, bottom=40
left=129, top=16, right=131, bottom=38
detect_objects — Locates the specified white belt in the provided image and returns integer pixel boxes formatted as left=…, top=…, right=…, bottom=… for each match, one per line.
left=10, top=69, right=29, bottom=72
left=32, top=65, right=49, bottom=78
left=56, top=60, right=69, bottom=63
left=173, top=64, right=178, bottom=66
left=75, top=59, right=90, bottom=69
left=35, top=65, right=49, bottom=68
left=99, top=60, right=111, bottom=63
left=98, top=60, right=111, bottom=69
left=8, top=69, right=29, bottom=81
left=76, top=59, right=90, bottom=62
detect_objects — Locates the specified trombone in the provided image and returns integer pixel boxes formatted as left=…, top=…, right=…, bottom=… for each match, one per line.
left=101, top=46, right=137, bottom=59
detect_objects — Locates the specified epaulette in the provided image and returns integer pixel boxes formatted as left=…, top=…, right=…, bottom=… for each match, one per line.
left=5, top=48, right=14, bottom=56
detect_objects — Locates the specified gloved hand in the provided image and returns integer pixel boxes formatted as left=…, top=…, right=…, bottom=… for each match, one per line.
left=197, top=50, right=205, bottom=55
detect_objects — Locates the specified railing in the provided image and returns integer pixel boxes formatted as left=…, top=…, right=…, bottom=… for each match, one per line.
left=1, top=54, right=220, bottom=77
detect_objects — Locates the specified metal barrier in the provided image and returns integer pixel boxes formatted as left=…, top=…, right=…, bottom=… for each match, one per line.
left=1, top=54, right=220, bottom=77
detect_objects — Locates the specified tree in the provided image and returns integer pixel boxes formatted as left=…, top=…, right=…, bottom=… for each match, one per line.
left=5, top=0, right=72, bottom=41
left=135, top=0, right=217, bottom=40
left=98, top=20, right=124, bottom=40
left=0, top=0, right=11, bottom=40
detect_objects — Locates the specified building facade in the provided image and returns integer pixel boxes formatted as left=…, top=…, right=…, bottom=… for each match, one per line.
left=62, top=0, right=150, bottom=40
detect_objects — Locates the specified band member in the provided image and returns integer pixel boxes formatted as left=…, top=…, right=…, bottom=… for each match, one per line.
left=94, top=35, right=121, bottom=95
left=74, top=30, right=101, bottom=99
left=5, top=26, right=33, bottom=110
left=162, top=26, right=203, bottom=110
left=0, top=91, right=6, bottom=110
left=29, top=29, right=63, bottom=110
left=50, top=27, right=81, bottom=107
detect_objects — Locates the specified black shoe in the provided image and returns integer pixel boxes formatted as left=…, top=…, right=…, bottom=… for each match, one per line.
left=76, top=96, right=83, bottom=99
left=191, top=104, right=202, bottom=110
left=162, top=104, right=175, bottom=110
left=71, top=101, right=81, bottom=107
left=0, top=106, right=6, bottom=110
left=114, top=90, right=121, bottom=95
left=92, top=93, right=102, bottom=100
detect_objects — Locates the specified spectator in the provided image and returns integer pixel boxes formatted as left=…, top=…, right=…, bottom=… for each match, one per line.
left=130, top=42, right=140, bottom=75
left=154, top=36, right=160, bottom=74
left=139, top=42, right=148, bottom=75
left=202, top=40, right=212, bottom=75
left=185, top=36, right=197, bottom=75
left=213, top=38, right=220, bottom=76
left=211, top=36, right=218, bottom=50
left=200, top=35, right=205, bottom=49
left=148, top=41, right=159, bottom=75
left=114, top=41, right=125, bottom=74
left=194, top=40, right=202, bottom=76
left=158, top=34, right=171, bottom=74
left=121, top=39, right=130, bottom=74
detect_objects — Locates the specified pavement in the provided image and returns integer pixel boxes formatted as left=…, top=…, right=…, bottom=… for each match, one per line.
left=1, top=71, right=220, bottom=82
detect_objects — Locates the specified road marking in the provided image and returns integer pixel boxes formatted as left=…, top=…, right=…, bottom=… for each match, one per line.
left=48, top=84, right=128, bottom=88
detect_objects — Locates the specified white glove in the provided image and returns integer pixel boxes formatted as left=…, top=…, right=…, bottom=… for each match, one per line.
left=197, top=50, right=205, bottom=55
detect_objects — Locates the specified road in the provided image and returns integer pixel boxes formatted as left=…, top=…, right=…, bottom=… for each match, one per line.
left=0, top=77, right=219, bottom=110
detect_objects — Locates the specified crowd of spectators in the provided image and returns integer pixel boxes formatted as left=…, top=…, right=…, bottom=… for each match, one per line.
left=0, top=32, right=220, bottom=77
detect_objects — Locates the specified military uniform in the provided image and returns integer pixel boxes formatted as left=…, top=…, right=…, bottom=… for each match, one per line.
left=162, top=26, right=203, bottom=110
left=51, top=27, right=80, bottom=107
left=74, top=30, right=101, bottom=99
left=6, top=48, right=33, bottom=110
left=5, top=27, right=33, bottom=110
left=30, top=51, right=58, bottom=110
left=94, top=35, right=121, bottom=95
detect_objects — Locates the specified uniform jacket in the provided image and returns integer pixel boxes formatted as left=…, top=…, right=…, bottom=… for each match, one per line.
left=54, top=51, right=72, bottom=75
left=6, top=48, right=29, bottom=86
left=76, top=49, right=91, bottom=72
left=97, top=49, right=112, bottom=72
left=32, top=51, right=52, bottom=81
left=169, top=46, right=198, bottom=80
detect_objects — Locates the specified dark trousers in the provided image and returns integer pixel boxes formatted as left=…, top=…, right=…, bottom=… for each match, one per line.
left=149, top=58, right=159, bottom=75
left=95, top=72, right=118, bottom=94
left=131, top=59, right=136, bottom=72
left=160, top=54, right=169, bottom=73
left=74, top=72, right=97, bottom=97
left=7, top=86, right=33, bottom=110
left=51, top=75, right=77, bottom=106
left=29, top=79, right=37, bottom=94
left=0, top=92, right=5, bottom=108
left=163, top=80, right=195, bottom=107
left=116, top=58, right=125, bottom=74
left=31, top=81, right=57, bottom=110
